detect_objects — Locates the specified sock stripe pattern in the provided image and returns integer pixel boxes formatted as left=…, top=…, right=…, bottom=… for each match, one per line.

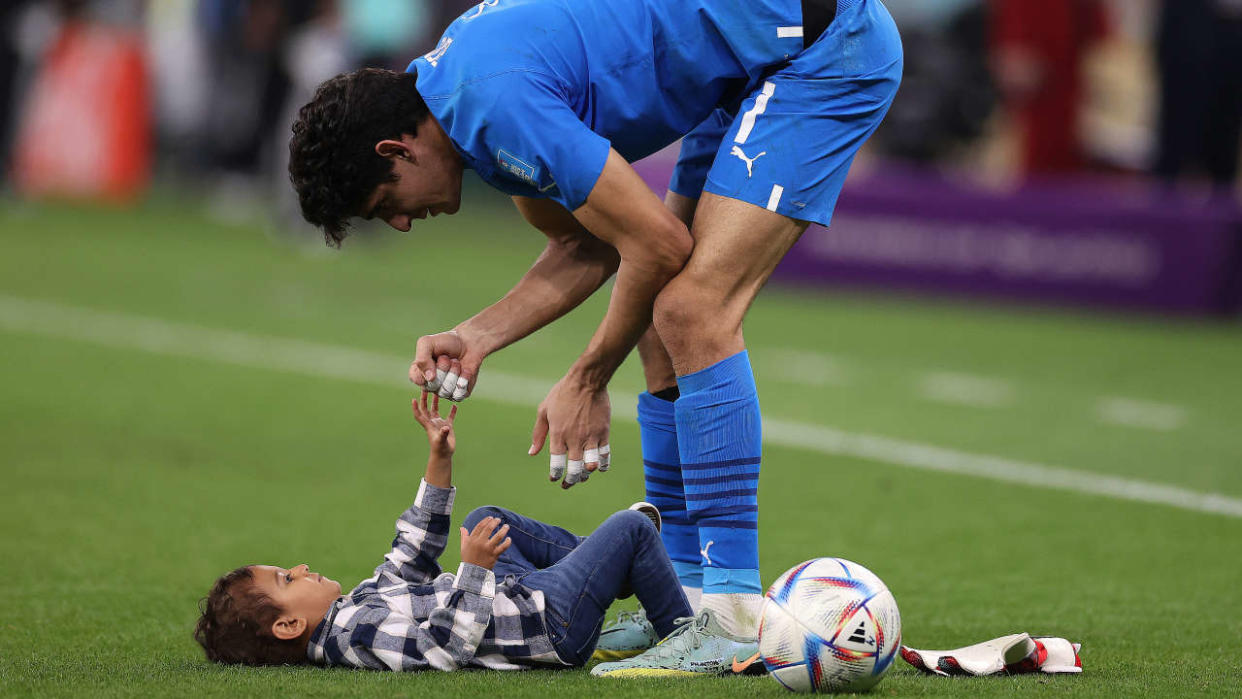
left=675, top=350, right=763, bottom=595
left=637, top=392, right=702, bottom=590
left=643, top=463, right=691, bottom=525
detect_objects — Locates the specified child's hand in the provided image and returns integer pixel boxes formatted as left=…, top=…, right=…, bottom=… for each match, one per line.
left=459, top=517, right=511, bottom=570
left=412, top=389, right=458, bottom=457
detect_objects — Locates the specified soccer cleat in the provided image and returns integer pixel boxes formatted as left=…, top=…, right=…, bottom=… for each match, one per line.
left=628, top=501, right=662, bottom=532
left=591, top=609, right=765, bottom=678
left=592, top=608, right=661, bottom=660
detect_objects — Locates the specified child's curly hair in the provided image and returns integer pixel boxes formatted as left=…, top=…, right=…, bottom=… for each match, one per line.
left=193, top=566, right=308, bottom=666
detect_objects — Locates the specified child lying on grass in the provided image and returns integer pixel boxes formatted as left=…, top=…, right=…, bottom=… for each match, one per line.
left=194, top=392, right=692, bottom=670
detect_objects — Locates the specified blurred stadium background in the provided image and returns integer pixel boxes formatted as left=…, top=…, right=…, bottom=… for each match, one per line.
left=2, top=1, right=1240, bottom=696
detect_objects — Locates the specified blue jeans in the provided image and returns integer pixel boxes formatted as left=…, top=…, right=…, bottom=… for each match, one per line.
left=462, top=506, right=692, bottom=666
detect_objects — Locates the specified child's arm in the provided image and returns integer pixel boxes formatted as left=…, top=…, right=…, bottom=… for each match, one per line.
left=364, top=391, right=461, bottom=585
left=324, top=517, right=512, bottom=671
left=414, top=389, right=457, bottom=488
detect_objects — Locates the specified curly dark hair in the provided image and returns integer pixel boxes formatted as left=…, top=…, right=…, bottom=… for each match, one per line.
left=193, top=566, right=308, bottom=666
left=288, top=68, right=430, bottom=247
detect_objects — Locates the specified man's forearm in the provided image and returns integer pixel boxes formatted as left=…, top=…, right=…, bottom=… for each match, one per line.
left=455, top=232, right=619, bottom=357
left=566, top=255, right=680, bottom=388
left=556, top=149, right=694, bottom=390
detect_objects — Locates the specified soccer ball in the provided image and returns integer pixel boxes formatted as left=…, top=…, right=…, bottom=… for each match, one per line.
left=758, top=558, right=902, bottom=693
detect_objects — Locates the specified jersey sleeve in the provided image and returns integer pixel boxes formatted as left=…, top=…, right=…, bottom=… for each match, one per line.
left=452, top=71, right=611, bottom=210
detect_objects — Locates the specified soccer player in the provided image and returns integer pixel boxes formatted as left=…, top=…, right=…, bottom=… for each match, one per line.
left=288, top=0, right=902, bottom=676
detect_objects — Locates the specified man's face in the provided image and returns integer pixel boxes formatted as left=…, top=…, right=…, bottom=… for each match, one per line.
left=361, top=132, right=463, bottom=232
left=250, top=564, right=342, bottom=628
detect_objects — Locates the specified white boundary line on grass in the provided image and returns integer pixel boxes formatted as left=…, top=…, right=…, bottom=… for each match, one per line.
left=1096, top=397, right=1188, bottom=432
left=3, top=293, right=1240, bottom=520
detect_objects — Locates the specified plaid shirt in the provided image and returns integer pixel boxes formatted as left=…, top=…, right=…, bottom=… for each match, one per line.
left=306, top=480, right=565, bottom=671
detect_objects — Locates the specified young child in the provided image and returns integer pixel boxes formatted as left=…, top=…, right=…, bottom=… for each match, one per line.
left=193, top=392, right=694, bottom=670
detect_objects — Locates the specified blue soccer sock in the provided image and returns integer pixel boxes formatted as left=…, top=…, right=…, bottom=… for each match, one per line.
left=637, top=391, right=702, bottom=602
left=675, top=351, right=763, bottom=632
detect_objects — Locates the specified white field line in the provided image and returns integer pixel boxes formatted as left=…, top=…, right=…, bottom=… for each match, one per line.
left=917, top=371, right=1014, bottom=408
left=2, top=294, right=1239, bottom=520
left=758, top=348, right=849, bottom=387
left=1097, top=397, right=1188, bottom=432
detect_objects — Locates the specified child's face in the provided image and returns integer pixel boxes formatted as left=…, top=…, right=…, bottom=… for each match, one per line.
left=249, top=564, right=342, bottom=624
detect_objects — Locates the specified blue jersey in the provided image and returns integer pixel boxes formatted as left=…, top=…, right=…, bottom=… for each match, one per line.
left=408, top=0, right=806, bottom=211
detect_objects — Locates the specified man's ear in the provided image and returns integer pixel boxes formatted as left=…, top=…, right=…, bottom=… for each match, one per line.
left=375, top=139, right=411, bottom=160
left=271, top=615, right=308, bottom=641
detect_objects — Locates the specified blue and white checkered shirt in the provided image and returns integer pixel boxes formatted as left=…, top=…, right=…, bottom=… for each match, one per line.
left=305, top=480, right=566, bottom=671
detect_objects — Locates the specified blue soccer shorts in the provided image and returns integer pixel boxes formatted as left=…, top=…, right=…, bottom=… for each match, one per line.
left=670, top=0, right=903, bottom=227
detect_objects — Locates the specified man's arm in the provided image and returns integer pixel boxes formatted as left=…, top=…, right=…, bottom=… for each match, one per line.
left=456, top=197, right=622, bottom=359
left=410, top=199, right=620, bottom=398
left=530, top=149, right=693, bottom=480
left=565, top=150, right=693, bottom=388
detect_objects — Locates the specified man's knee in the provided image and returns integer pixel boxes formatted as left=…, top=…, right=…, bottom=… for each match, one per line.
left=654, top=279, right=737, bottom=347
left=463, top=505, right=507, bottom=529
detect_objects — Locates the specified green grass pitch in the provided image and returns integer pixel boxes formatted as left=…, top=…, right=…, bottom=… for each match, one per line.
left=2, top=195, right=1240, bottom=696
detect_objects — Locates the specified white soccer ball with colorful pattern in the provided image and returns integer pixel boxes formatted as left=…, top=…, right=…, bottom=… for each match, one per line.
left=758, top=558, right=901, bottom=693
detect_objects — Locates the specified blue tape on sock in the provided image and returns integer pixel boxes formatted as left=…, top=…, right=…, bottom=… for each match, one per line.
left=703, top=567, right=763, bottom=595
left=672, top=560, right=704, bottom=588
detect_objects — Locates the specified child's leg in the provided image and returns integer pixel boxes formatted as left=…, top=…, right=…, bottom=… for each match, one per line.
left=638, top=391, right=703, bottom=610
left=462, top=506, right=583, bottom=579
left=520, top=510, right=693, bottom=665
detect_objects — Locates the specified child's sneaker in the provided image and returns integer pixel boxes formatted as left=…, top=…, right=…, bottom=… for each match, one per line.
left=591, top=609, right=764, bottom=678
left=592, top=608, right=661, bottom=660
left=628, top=501, right=661, bottom=531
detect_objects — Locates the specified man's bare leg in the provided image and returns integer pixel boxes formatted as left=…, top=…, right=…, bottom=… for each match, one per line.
left=655, top=193, right=806, bottom=374
left=652, top=192, right=808, bottom=637
left=636, top=190, right=697, bottom=393
left=629, top=190, right=705, bottom=613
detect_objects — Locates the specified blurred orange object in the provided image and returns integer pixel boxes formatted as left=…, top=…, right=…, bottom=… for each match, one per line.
left=12, top=21, right=151, bottom=203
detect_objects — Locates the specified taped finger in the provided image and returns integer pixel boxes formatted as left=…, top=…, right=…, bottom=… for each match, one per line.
left=452, top=379, right=470, bottom=402
left=439, top=370, right=460, bottom=399
left=425, top=367, right=446, bottom=393
left=565, top=458, right=585, bottom=486
left=584, top=447, right=600, bottom=471
left=549, top=453, right=567, bottom=481
left=597, top=444, right=611, bottom=472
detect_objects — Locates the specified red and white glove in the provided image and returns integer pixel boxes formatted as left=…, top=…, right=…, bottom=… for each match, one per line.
left=900, top=633, right=1082, bottom=677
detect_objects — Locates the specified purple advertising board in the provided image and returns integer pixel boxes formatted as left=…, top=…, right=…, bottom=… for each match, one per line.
left=633, top=149, right=1242, bottom=315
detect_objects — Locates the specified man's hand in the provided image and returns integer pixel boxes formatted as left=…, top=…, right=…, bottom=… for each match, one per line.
left=410, top=332, right=482, bottom=402
left=530, top=375, right=611, bottom=489
left=459, top=516, right=511, bottom=569
left=521, top=150, right=689, bottom=490
left=411, top=389, right=458, bottom=458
